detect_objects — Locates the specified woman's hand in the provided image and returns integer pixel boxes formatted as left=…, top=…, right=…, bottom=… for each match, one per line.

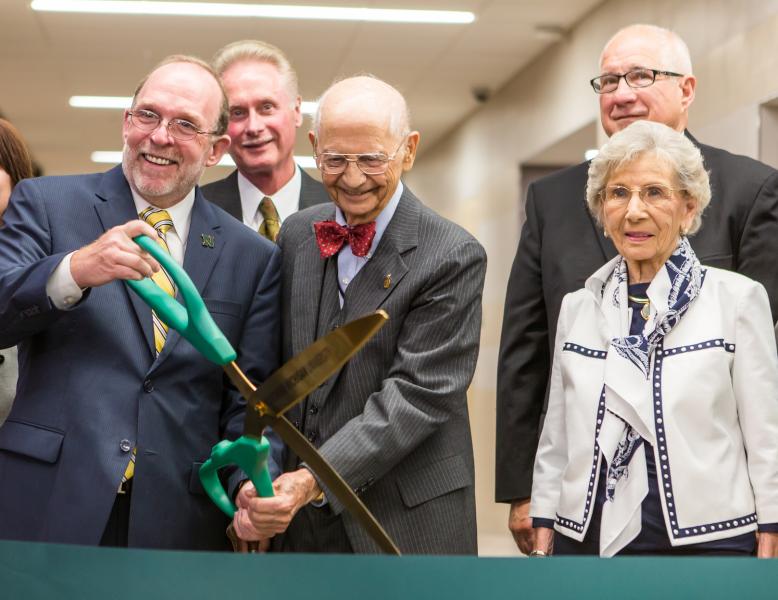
left=531, top=527, right=554, bottom=556
left=757, top=531, right=778, bottom=558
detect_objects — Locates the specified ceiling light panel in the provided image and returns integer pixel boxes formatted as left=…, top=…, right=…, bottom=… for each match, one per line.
left=32, top=1, right=475, bottom=24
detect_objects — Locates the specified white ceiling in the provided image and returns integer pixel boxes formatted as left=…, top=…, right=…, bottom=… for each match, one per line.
left=0, top=0, right=602, bottom=182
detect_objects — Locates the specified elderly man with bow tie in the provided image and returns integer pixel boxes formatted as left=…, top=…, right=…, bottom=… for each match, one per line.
left=230, top=75, right=487, bottom=555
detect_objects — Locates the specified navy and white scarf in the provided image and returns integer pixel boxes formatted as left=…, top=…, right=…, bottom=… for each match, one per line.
left=604, top=236, right=703, bottom=499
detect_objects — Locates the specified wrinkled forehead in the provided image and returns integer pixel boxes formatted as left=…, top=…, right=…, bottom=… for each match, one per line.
left=317, top=105, right=399, bottom=151
left=599, top=34, right=667, bottom=73
left=136, top=62, right=222, bottom=123
left=606, top=151, right=677, bottom=184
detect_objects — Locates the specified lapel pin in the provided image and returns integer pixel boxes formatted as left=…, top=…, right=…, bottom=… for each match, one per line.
left=383, top=273, right=392, bottom=289
left=201, top=233, right=215, bottom=249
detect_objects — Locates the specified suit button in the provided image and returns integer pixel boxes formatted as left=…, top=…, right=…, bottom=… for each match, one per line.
left=309, top=404, right=318, bottom=415
left=143, top=379, right=154, bottom=393
left=293, top=419, right=301, bottom=429
left=119, top=439, right=132, bottom=453
left=307, top=431, right=317, bottom=443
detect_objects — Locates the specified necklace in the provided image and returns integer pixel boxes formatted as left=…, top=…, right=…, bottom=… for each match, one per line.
left=628, top=295, right=651, bottom=320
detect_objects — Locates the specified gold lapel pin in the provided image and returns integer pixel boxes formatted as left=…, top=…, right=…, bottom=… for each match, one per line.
left=383, top=273, right=391, bottom=289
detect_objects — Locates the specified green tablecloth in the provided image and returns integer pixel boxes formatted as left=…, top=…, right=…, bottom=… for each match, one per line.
left=1, top=540, right=776, bottom=599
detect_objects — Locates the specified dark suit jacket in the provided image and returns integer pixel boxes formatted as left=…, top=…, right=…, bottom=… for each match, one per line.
left=0, top=165, right=281, bottom=550
left=277, top=187, right=486, bottom=554
left=495, top=133, right=778, bottom=502
left=201, top=168, right=330, bottom=222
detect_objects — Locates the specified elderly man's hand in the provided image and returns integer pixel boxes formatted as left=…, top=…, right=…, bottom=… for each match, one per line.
left=509, top=499, right=535, bottom=554
left=757, top=531, right=778, bottom=558
left=232, top=469, right=321, bottom=541
left=70, top=220, right=160, bottom=288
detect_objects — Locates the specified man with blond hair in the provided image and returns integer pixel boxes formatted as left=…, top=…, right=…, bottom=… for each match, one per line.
left=496, top=23, right=778, bottom=554
left=203, top=40, right=328, bottom=241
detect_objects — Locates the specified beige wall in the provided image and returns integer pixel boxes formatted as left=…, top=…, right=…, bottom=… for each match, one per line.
left=404, top=0, right=778, bottom=555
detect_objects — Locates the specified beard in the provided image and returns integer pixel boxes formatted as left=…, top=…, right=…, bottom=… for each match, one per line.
left=121, top=141, right=205, bottom=207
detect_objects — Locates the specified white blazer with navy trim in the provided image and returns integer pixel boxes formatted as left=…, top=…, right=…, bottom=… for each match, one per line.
left=530, top=259, right=778, bottom=548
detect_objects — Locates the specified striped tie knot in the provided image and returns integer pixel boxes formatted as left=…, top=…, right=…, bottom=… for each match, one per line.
left=139, top=206, right=174, bottom=244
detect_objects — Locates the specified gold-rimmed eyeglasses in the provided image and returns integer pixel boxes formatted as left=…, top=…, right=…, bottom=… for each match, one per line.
left=315, top=135, right=409, bottom=176
left=602, top=184, right=683, bottom=206
left=127, top=109, right=217, bottom=141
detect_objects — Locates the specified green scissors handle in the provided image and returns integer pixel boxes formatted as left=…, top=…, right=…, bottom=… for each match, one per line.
left=126, top=235, right=236, bottom=365
left=126, top=234, right=275, bottom=517
left=199, top=436, right=274, bottom=517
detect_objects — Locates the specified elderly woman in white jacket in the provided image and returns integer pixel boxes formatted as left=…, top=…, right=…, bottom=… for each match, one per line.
left=530, top=120, right=778, bottom=557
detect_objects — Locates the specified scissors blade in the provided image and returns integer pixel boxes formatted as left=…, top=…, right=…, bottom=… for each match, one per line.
left=245, top=310, right=388, bottom=427
left=267, top=414, right=401, bottom=555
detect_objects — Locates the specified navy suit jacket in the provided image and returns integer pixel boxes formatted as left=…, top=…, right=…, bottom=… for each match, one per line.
left=0, top=165, right=281, bottom=550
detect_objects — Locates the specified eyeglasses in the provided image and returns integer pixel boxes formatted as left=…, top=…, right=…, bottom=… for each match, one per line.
left=602, top=184, right=682, bottom=206
left=590, top=68, right=684, bottom=94
left=316, top=135, right=408, bottom=176
left=127, top=109, right=217, bottom=141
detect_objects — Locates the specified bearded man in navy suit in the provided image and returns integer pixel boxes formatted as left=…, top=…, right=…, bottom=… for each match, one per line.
left=0, top=55, right=281, bottom=550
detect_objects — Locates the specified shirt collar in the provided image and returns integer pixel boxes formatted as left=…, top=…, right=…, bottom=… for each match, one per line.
left=237, top=165, right=302, bottom=226
left=131, top=186, right=195, bottom=243
left=334, top=181, right=403, bottom=256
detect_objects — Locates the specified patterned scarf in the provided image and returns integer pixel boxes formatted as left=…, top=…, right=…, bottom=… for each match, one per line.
left=604, top=236, right=704, bottom=500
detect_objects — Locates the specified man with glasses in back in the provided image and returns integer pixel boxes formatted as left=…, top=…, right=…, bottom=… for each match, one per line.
left=0, top=55, right=281, bottom=550
left=203, top=40, right=328, bottom=241
left=228, top=75, right=486, bottom=554
left=495, top=23, right=778, bottom=554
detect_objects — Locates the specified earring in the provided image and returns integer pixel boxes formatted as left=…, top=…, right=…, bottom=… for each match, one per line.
left=603, top=230, right=609, bottom=238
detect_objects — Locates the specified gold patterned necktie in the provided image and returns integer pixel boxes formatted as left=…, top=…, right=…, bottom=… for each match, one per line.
left=120, top=208, right=176, bottom=490
left=258, top=196, right=281, bottom=242
left=138, top=207, right=176, bottom=355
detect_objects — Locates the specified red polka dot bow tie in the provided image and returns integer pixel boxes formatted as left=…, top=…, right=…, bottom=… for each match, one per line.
left=313, top=220, right=377, bottom=259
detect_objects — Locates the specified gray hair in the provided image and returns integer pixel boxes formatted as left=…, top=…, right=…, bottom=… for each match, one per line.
left=313, top=74, right=411, bottom=141
left=600, top=24, right=693, bottom=75
left=212, top=40, right=299, bottom=100
left=586, top=120, right=710, bottom=234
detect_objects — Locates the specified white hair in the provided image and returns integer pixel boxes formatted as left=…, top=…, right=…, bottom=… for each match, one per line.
left=600, top=24, right=693, bottom=75
left=313, top=74, right=410, bottom=140
left=586, top=120, right=710, bottom=234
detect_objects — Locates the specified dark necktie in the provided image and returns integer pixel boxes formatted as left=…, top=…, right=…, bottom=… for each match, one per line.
left=314, top=220, right=377, bottom=259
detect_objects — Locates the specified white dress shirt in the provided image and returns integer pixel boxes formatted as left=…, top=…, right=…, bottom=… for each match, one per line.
left=46, top=188, right=195, bottom=309
left=238, top=166, right=302, bottom=230
left=335, top=181, right=403, bottom=306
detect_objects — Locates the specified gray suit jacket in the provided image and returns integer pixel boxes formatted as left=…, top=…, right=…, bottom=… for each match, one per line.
left=0, top=347, right=16, bottom=425
left=277, top=187, right=486, bottom=554
left=201, top=168, right=329, bottom=222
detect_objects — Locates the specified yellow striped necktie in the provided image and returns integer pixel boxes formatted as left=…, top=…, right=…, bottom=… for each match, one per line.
left=138, top=207, right=176, bottom=355
left=120, top=208, right=176, bottom=490
left=258, top=196, right=281, bottom=242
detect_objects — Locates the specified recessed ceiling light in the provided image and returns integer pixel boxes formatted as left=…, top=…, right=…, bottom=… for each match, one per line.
left=70, top=96, right=131, bottom=109
left=71, top=96, right=318, bottom=114
left=32, top=1, right=475, bottom=24
left=91, top=150, right=317, bottom=169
